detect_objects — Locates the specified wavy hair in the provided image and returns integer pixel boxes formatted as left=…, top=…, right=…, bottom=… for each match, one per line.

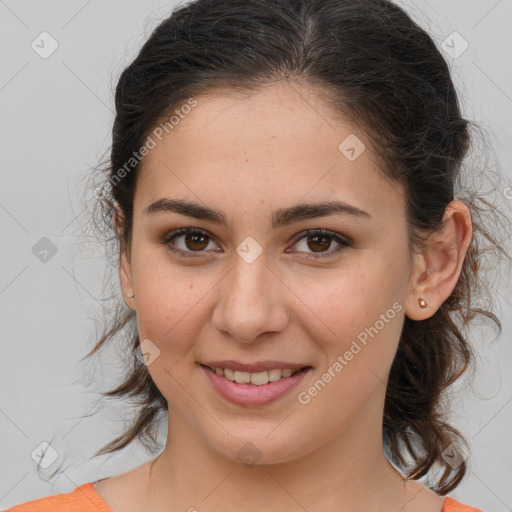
left=78, top=0, right=509, bottom=495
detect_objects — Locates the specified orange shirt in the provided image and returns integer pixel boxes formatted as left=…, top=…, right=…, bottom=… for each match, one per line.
left=3, top=482, right=484, bottom=512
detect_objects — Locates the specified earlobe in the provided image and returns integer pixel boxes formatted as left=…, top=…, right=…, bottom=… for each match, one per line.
left=418, top=297, right=428, bottom=309
left=404, top=199, right=473, bottom=321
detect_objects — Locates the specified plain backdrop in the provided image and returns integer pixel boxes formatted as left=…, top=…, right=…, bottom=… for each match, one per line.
left=1, top=1, right=511, bottom=510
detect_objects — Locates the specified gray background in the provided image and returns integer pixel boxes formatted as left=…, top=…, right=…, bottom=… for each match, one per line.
left=1, top=1, right=511, bottom=510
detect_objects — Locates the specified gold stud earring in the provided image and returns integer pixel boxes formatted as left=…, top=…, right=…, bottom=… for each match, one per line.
left=418, top=297, right=428, bottom=309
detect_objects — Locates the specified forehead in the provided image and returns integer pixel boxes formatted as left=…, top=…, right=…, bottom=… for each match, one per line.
left=134, top=81, right=404, bottom=227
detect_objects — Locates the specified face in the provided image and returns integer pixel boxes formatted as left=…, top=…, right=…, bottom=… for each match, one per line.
left=119, top=81, right=415, bottom=464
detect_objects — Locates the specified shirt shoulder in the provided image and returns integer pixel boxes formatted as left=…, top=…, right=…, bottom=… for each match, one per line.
left=443, top=496, right=485, bottom=512
left=3, top=482, right=113, bottom=512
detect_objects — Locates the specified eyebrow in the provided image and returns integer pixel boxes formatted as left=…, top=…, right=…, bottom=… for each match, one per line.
left=143, top=198, right=372, bottom=229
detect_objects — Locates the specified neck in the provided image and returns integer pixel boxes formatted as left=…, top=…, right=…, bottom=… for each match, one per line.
left=141, top=390, right=432, bottom=512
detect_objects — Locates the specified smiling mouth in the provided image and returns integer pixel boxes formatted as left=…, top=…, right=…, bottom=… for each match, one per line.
left=201, top=364, right=312, bottom=386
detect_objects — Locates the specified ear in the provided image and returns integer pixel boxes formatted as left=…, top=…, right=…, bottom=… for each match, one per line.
left=404, top=199, right=473, bottom=321
left=114, top=202, right=135, bottom=310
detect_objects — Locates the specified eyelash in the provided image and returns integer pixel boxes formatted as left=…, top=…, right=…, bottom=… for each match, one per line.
left=161, top=227, right=352, bottom=260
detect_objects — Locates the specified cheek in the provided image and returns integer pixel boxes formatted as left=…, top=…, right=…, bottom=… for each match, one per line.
left=135, top=280, right=210, bottom=346
left=293, top=258, right=403, bottom=338
left=289, top=252, right=407, bottom=397
left=130, top=242, right=205, bottom=331
left=132, top=272, right=213, bottom=405
left=295, top=277, right=404, bottom=424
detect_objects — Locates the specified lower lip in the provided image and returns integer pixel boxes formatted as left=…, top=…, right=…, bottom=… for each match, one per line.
left=200, top=364, right=312, bottom=406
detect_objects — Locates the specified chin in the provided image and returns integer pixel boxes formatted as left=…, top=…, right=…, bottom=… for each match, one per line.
left=207, top=430, right=308, bottom=467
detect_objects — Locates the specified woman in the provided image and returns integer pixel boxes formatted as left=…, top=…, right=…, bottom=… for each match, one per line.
left=7, top=0, right=506, bottom=510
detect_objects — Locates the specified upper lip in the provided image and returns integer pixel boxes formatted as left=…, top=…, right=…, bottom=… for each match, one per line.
left=200, top=360, right=311, bottom=373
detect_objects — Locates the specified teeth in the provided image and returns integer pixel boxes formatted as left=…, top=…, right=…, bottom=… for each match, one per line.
left=268, top=369, right=282, bottom=382
left=210, top=367, right=301, bottom=385
left=234, top=370, right=251, bottom=384
left=250, top=371, right=269, bottom=386
left=224, top=368, right=235, bottom=381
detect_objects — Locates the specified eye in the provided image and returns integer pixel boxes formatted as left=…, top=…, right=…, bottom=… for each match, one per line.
left=288, top=229, right=351, bottom=259
left=161, top=227, right=351, bottom=260
left=162, top=228, right=220, bottom=259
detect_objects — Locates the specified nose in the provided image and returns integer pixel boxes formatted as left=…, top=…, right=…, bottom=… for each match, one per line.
left=212, top=251, right=289, bottom=344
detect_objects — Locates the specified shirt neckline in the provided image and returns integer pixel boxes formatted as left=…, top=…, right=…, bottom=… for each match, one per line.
left=81, top=482, right=114, bottom=512
left=88, top=481, right=450, bottom=511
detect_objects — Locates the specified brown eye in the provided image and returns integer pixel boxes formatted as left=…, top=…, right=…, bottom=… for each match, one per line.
left=183, top=232, right=209, bottom=251
left=306, top=234, right=332, bottom=253
left=162, top=228, right=220, bottom=258
left=289, top=229, right=351, bottom=259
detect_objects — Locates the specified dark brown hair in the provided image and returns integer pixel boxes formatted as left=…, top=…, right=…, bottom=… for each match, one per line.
left=81, top=0, right=509, bottom=495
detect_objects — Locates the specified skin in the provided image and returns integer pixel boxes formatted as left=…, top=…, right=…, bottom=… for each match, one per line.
left=96, top=80, right=473, bottom=512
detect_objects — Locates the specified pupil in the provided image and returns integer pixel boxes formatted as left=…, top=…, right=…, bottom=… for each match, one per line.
left=186, top=233, right=208, bottom=251
left=308, top=235, right=330, bottom=252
